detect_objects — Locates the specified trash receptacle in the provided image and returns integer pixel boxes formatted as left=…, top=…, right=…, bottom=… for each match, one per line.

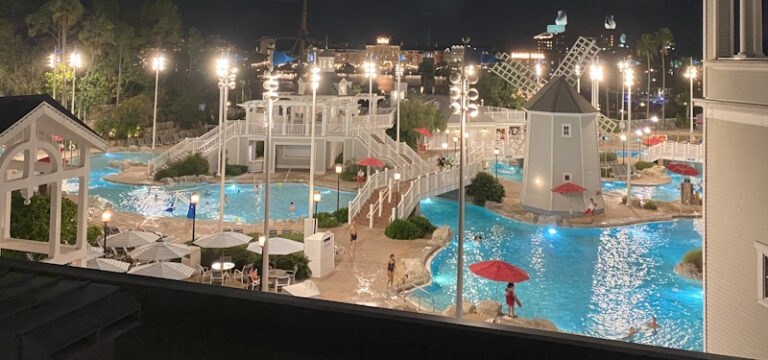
left=304, top=231, right=335, bottom=278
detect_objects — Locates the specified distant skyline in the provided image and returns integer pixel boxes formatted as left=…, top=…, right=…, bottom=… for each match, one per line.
left=180, top=0, right=702, bottom=56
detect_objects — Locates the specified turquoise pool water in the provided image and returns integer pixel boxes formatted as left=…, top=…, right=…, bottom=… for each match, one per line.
left=493, top=162, right=703, bottom=202
left=65, top=152, right=357, bottom=223
left=418, top=197, right=703, bottom=351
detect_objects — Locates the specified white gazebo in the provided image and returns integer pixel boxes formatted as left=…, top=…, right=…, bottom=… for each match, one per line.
left=0, top=95, right=107, bottom=265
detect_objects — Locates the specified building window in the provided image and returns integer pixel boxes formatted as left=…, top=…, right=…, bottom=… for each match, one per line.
left=757, top=242, right=768, bottom=307
left=561, top=124, right=571, bottom=138
left=563, top=173, right=572, bottom=182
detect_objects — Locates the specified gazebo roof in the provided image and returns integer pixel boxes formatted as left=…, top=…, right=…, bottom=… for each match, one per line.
left=524, top=76, right=597, bottom=114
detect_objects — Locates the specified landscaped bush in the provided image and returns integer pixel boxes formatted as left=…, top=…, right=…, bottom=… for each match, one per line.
left=385, top=219, right=424, bottom=240
left=154, top=153, right=209, bottom=181
left=334, top=152, right=344, bottom=164
left=621, top=195, right=628, bottom=204
left=635, top=161, right=656, bottom=171
left=198, top=242, right=258, bottom=271
left=600, top=152, right=618, bottom=162
left=332, top=208, right=349, bottom=223
left=643, top=200, right=658, bottom=210
left=340, top=161, right=364, bottom=182
left=682, top=248, right=703, bottom=273
left=225, top=163, right=248, bottom=177
left=274, top=253, right=312, bottom=280
left=466, top=172, right=505, bottom=206
left=316, top=212, right=340, bottom=228
left=87, top=225, right=103, bottom=245
left=10, top=191, right=78, bottom=245
left=408, top=215, right=436, bottom=234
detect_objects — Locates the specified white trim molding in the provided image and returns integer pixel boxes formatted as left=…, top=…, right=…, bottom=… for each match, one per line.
left=756, top=241, right=768, bottom=308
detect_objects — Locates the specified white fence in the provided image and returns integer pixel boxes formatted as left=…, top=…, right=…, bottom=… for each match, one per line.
left=646, top=142, right=704, bottom=163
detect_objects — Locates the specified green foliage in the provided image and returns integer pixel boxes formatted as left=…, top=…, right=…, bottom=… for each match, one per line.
left=225, top=163, right=248, bottom=177
left=337, top=62, right=356, bottom=74
left=475, top=70, right=526, bottom=109
left=334, top=153, right=343, bottom=165
left=332, top=208, right=349, bottom=224
left=600, top=152, right=618, bottom=162
left=162, top=71, right=209, bottom=129
left=87, top=224, right=103, bottom=245
left=199, top=243, right=257, bottom=272
left=643, top=200, right=658, bottom=210
left=621, top=195, right=628, bottom=204
left=340, top=161, right=364, bottom=181
left=385, top=219, right=424, bottom=240
left=386, top=95, right=446, bottom=151
left=418, top=58, right=436, bottom=92
left=407, top=216, right=436, bottom=234
left=466, top=172, right=505, bottom=206
left=154, top=153, right=209, bottom=181
left=94, top=94, right=152, bottom=139
left=682, top=248, right=703, bottom=272
left=10, top=191, right=78, bottom=245
left=635, top=161, right=656, bottom=171
left=601, top=168, right=613, bottom=178
left=316, top=212, right=340, bottom=228
left=274, top=253, right=312, bottom=280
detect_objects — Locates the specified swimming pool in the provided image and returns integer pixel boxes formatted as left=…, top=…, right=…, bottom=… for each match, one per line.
left=417, top=197, right=703, bottom=351
left=494, top=162, right=702, bottom=202
left=65, top=152, right=357, bottom=223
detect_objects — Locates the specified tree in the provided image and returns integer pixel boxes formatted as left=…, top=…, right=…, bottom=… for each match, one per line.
left=94, top=93, right=151, bottom=139
left=78, top=11, right=114, bottom=117
left=418, top=58, right=435, bottom=93
left=636, top=33, right=658, bottom=119
left=336, top=62, right=356, bottom=74
left=475, top=70, right=526, bottom=109
left=656, top=27, right=675, bottom=122
left=185, top=27, right=204, bottom=76
left=10, top=191, right=78, bottom=245
left=386, top=95, right=446, bottom=150
left=26, top=0, right=85, bottom=108
left=466, top=172, right=505, bottom=206
left=140, top=0, right=182, bottom=48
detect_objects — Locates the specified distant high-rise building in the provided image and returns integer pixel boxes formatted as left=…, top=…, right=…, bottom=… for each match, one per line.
left=534, top=32, right=567, bottom=73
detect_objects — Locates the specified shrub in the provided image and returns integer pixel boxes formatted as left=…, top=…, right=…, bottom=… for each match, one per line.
left=274, top=253, right=312, bottom=280
left=408, top=215, right=436, bottom=234
left=643, top=200, right=658, bottom=210
left=334, top=152, right=344, bottom=164
left=316, top=212, right=340, bottom=228
left=466, top=172, right=505, bottom=206
left=225, top=164, right=248, bottom=177
left=10, top=191, right=78, bottom=245
left=154, top=153, right=209, bottom=181
left=682, top=248, right=703, bottom=273
left=635, top=161, right=656, bottom=171
left=198, top=242, right=258, bottom=271
left=385, top=219, right=424, bottom=240
left=87, top=225, right=103, bottom=245
left=340, top=161, right=364, bottom=182
left=621, top=195, right=628, bottom=204
left=332, top=208, right=349, bottom=224
left=600, top=152, right=618, bottom=162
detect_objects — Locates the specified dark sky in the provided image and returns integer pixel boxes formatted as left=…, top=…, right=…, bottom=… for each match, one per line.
left=179, top=0, right=702, bottom=56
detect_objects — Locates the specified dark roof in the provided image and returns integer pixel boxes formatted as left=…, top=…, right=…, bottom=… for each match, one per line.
left=0, top=266, right=140, bottom=358
left=524, top=76, right=597, bottom=114
left=0, top=94, right=104, bottom=140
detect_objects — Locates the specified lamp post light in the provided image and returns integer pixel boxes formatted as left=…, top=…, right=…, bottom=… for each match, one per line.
left=100, top=208, right=112, bottom=251
left=364, top=60, right=377, bottom=176
left=48, top=53, right=59, bottom=100
left=69, top=52, right=81, bottom=112
left=313, top=190, right=321, bottom=218
left=216, top=54, right=237, bottom=232
left=493, top=147, right=500, bottom=179
left=307, top=65, right=320, bottom=234
left=618, top=61, right=626, bottom=122
left=620, top=134, right=628, bottom=165
left=590, top=64, right=603, bottom=111
left=395, top=62, right=404, bottom=153
left=151, top=52, right=166, bottom=150
left=335, top=164, right=343, bottom=212
left=190, top=192, right=200, bottom=242
left=624, top=66, right=634, bottom=207
left=684, top=60, right=697, bottom=143
left=448, top=37, right=480, bottom=320
left=261, top=70, right=279, bottom=292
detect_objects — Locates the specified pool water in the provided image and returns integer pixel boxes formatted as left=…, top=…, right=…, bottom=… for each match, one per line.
left=65, top=152, right=357, bottom=223
left=493, top=162, right=703, bottom=202
left=418, top=197, right=703, bottom=351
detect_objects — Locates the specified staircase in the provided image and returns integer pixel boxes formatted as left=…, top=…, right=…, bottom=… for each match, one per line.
left=150, top=123, right=235, bottom=171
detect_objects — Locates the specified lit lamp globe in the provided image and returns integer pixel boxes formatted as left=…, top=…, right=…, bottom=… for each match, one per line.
left=101, top=208, right=112, bottom=223
left=335, top=164, right=343, bottom=174
left=620, top=134, right=627, bottom=142
left=441, top=142, right=448, bottom=150
left=190, top=192, right=200, bottom=205
left=643, top=127, right=651, bottom=135
left=258, top=235, right=266, bottom=247
left=313, top=191, right=322, bottom=203
left=394, top=172, right=401, bottom=181
left=635, top=129, right=643, bottom=137
left=493, top=148, right=500, bottom=156
left=651, top=115, right=659, bottom=123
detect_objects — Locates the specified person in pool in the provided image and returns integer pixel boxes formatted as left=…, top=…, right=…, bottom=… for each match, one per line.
left=289, top=202, right=295, bottom=215
left=624, top=326, right=638, bottom=341
left=646, top=316, right=662, bottom=330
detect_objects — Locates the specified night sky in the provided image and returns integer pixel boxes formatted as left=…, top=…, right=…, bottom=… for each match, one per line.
left=179, top=0, right=703, bottom=56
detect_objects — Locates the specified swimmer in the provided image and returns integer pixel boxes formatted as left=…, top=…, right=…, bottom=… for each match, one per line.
left=646, top=316, right=661, bottom=330
left=624, top=326, right=638, bottom=340
left=289, top=202, right=295, bottom=215
left=474, top=234, right=483, bottom=243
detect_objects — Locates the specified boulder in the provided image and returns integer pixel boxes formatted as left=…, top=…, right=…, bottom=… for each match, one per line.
left=674, top=261, right=702, bottom=281
left=475, top=300, right=502, bottom=318
left=159, top=177, right=175, bottom=185
left=428, top=226, right=454, bottom=247
left=537, top=215, right=559, bottom=225
left=107, top=160, right=123, bottom=169
left=400, top=258, right=430, bottom=286
left=521, top=213, right=536, bottom=223
left=442, top=300, right=475, bottom=317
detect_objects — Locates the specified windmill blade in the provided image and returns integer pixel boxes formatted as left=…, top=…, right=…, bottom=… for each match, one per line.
left=552, top=36, right=601, bottom=88
left=489, top=52, right=540, bottom=99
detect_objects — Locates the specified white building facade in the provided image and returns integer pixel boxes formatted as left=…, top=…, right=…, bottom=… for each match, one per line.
left=700, top=0, right=768, bottom=358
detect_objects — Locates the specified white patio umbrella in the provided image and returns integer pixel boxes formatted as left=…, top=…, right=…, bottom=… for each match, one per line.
left=128, top=262, right=196, bottom=280
left=86, top=258, right=130, bottom=273
left=246, top=237, right=303, bottom=255
left=193, top=232, right=252, bottom=249
left=129, top=242, right=192, bottom=262
left=282, top=280, right=320, bottom=298
left=87, top=245, right=104, bottom=259
left=106, top=231, right=160, bottom=248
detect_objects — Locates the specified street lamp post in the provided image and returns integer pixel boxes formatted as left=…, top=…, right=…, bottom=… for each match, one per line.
left=101, top=208, right=112, bottom=251
left=620, top=134, right=627, bottom=165
left=216, top=55, right=237, bottom=232
left=313, top=190, right=321, bottom=218
left=643, top=127, right=651, bottom=159
left=335, top=164, right=343, bottom=212
left=261, top=70, right=279, bottom=292
left=307, top=65, right=320, bottom=235
left=393, top=172, right=401, bottom=219
left=69, top=52, right=81, bottom=113
left=151, top=52, right=166, bottom=150
left=624, top=67, right=634, bottom=207
left=618, top=61, right=626, bottom=122
left=190, top=192, right=200, bottom=242
left=364, top=61, right=377, bottom=177
left=448, top=37, right=480, bottom=320
left=48, top=53, right=58, bottom=100
left=395, top=63, right=404, bottom=153
left=685, top=60, right=697, bottom=143
left=590, top=64, right=603, bottom=111
left=493, top=147, right=500, bottom=179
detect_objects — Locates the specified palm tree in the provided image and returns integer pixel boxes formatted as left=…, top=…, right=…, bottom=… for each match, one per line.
left=636, top=33, right=658, bottom=120
left=656, top=28, right=675, bottom=123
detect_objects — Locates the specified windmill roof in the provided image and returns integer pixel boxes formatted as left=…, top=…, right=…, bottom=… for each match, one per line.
left=524, top=76, right=597, bottom=114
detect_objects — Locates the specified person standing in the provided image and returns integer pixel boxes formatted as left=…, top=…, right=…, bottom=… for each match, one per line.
left=349, top=223, right=358, bottom=256
left=386, top=254, right=396, bottom=289
left=505, top=282, right=522, bottom=318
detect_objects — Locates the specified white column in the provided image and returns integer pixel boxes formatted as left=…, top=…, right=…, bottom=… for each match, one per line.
left=75, top=146, right=90, bottom=251
left=48, top=181, right=61, bottom=259
left=751, top=0, right=764, bottom=57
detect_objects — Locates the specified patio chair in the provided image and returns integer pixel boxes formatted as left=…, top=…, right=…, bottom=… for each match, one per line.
left=234, top=264, right=253, bottom=284
left=233, top=228, right=244, bottom=234
left=275, top=275, right=291, bottom=292
left=285, top=264, right=298, bottom=284
left=335, top=245, right=345, bottom=256
left=198, top=265, right=212, bottom=284
left=245, top=275, right=260, bottom=290
left=211, top=270, right=225, bottom=285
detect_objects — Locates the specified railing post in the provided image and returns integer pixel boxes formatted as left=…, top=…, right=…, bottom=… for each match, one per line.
left=369, top=204, right=374, bottom=228
left=378, top=191, right=383, bottom=217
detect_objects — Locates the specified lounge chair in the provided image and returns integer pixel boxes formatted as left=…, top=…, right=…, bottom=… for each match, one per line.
left=268, top=229, right=278, bottom=237
left=233, top=228, right=244, bottom=234
left=198, top=265, right=212, bottom=283
left=281, top=229, right=292, bottom=235
left=137, top=138, right=147, bottom=147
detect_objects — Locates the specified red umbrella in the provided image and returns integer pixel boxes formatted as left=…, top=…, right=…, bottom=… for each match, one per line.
left=356, top=157, right=386, bottom=168
left=413, top=128, right=433, bottom=137
left=470, top=260, right=530, bottom=283
left=666, top=163, right=700, bottom=176
left=643, top=137, right=661, bottom=146
left=550, top=182, right=587, bottom=194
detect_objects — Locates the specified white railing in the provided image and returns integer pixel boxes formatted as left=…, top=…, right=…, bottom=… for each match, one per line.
left=348, top=168, right=392, bottom=224
left=646, top=141, right=704, bottom=163
left=366, top=177, right=394, bottom=228
left=480, top=107, right=526, bottom=124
